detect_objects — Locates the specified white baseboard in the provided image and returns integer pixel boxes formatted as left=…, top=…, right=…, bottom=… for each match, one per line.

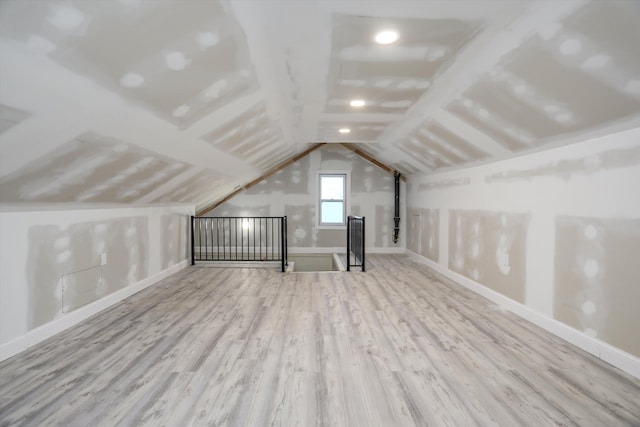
left=288, top=246, right=404, bottom=254
left=0, top=259, right=189, bottom=363
left=366, top=247, right=405, bottom=254
left=289, top=247, right=343, bottom=254
left=406, top=250, right=640, bottom=380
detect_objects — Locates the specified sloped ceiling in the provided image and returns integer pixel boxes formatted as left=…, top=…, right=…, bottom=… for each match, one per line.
left=0, top=0, right=639, bottom=210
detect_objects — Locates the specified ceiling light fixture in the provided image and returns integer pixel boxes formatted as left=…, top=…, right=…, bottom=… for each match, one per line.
left=375, top=30, right=399, bottom=45
left=350, top=100, right=365, bottom=107
left=339, top=128, right=351, bottom=134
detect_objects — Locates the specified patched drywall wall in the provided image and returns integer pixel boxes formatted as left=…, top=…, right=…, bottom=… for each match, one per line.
left=210, top=145, right=404, bottom=249
left=0, top=204, right=192, bottom=361
left=407, top=127, right=640, bottom=358
left=26, top=216, right=148, bottom=328
left=554, top=216, right=640, bottom=357
left=449, top=210, right=528, bottom=303
left=161, top=213, right=189, bottom=270
left=408, top=208, right=439, bottom=262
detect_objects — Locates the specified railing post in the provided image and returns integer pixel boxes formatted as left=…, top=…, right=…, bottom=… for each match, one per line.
left=284, top=216, right=288, bottom=269
left=361, top=216, right=365, bottom=272
left=191, top=216, right=195, bottom=265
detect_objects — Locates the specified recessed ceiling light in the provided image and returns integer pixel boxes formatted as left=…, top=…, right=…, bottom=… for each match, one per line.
left=339, top=128, right=351, bottom=134
left=375, top=30, right=399, bottom=45
left=350, top=100, right=365, bottom=107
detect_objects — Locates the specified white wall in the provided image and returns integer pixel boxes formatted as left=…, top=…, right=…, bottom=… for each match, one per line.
left=0, top=203, right=193, bottom=361
left=406, top=127, right=640, bottom=377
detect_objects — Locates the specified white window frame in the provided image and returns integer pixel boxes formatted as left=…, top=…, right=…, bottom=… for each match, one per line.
left=316, top=170, right=350, bottom=229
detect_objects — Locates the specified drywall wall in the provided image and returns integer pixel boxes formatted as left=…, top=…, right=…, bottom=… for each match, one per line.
left=0, top=204, right=193, bottom=361
left=407, top=127, right=640, bottom=362
left=210, top=144, right=405, bottom=250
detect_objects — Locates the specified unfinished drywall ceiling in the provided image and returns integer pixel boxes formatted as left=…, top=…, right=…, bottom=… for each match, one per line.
left=1, top=0, right=639, bottom=209
left=0, top=132, right=192, bottom=203
left=0, top=0, right=291, bottom=210
left=317, top=11, right=483, bottom=142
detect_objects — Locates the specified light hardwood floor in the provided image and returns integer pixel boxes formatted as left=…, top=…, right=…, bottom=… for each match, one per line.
left=1, top=255, right=639, bottom=426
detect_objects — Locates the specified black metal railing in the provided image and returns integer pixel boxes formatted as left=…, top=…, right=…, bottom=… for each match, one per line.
left=191, top=216, right=288, bottom=272
left=347, top=215, right=365, bottom=272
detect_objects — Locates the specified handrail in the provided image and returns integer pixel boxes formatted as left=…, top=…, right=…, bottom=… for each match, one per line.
left=191, top=216, right=288, bottom=272
left=346, top=215, right=365, bottom=272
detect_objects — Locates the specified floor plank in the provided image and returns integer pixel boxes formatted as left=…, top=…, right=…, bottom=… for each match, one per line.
left=1, top=255, right=639, bottom=426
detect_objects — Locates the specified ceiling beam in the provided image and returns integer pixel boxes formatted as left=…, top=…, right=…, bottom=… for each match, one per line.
left=196, top=143, right=326, bottom=216
left=340, top=143, right=407, bottom=182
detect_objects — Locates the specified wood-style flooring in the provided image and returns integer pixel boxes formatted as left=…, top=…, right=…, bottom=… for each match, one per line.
left=1, top=255, right=639, bottom=426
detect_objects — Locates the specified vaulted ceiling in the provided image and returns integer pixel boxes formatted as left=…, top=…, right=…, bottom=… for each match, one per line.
left=1, top=0, right=639, bottom=211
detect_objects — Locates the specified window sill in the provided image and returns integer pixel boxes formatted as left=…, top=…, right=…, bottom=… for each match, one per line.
left=317, top=224, right=347, bottom=230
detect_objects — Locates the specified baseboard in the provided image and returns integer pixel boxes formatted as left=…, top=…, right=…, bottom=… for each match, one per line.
left=289, top=247, right=343, bottom=254
left=0, top=259, right=189, bottom=363
left=406, top=250, right=640, bottom=380
left=288, top=246, right=404, bottom=254
left=367, top=247, right=405, bottom=254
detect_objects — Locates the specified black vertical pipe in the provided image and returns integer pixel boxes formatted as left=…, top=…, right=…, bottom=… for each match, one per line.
left=393, top=171, right=401, bottom=244
left=347, top=216, right=351, bottom=272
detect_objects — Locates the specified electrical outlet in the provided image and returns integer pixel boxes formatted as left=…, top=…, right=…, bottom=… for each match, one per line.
left=101, top=253, right=107, bottom=266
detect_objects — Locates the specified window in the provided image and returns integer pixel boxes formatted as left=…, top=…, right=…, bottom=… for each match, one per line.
left=318, top=172, right=348, bottom=227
